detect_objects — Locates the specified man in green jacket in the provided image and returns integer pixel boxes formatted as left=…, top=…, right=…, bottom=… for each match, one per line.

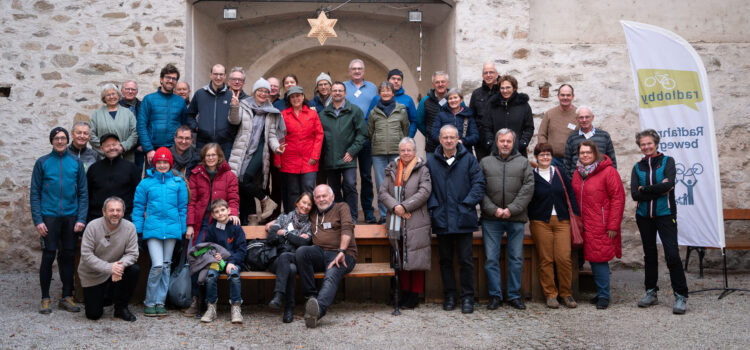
left=319, top=82, right=368, bottom=223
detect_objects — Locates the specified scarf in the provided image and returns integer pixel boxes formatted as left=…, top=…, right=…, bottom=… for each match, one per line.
left=170, top=144, right=196, bottom=172
left=395, top=156, right=418, bottom=187
left=289, top=208, right=311, bottom=235
left=377, top=98, right=396, bottom=117
left=576, top=159, right=600, bottom=179
left=239, top=97, right=280, bottom=178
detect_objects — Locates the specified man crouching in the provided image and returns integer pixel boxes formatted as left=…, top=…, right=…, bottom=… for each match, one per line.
left=297, top=184, right=358, bottom=328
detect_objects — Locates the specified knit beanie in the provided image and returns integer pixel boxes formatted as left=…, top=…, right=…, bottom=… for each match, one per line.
left=252, top=78, right=271, bottom=93
left=315, top=72, right=332, bottom=86
left=153, top=147, right=173, bottom=168
left=387, top=69, right=404, bottom=80
left=49, top=127, right=69, bottom=144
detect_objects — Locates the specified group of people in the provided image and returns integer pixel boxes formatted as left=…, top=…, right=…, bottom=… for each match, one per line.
left=30, top=59, right=689, bottom=328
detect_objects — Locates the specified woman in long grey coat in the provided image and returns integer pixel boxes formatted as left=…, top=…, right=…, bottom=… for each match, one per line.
left=379, top=137, right=432, bottom=309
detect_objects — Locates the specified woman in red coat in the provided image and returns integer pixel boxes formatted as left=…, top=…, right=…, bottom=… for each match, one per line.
left=279, top=86, right=324, bottom=212
left=572, top=140, right=625, bottom=310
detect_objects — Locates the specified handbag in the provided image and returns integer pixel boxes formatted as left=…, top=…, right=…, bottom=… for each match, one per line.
left=168, top=241, right=193, bottom=308
left=555, top=167, right=584, bottom=249
left=245, top=239, right=278, bottom=271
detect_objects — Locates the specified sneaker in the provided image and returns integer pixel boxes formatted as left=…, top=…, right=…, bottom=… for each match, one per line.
left=637, top=288, right=659, bottom=308
left=58, top=296, right=81, bottom=313
left=144, top=306, right=158, bottom=317
left=183, top=296, right=199, bottom=317
left=39, top=298, right=52, bottom=315
left=546, top=297, right=560, bottom=309
left=155, top=304, right=167, bottom=316
left=231, top=302, right=243, bottom=324
left=260, top=197, right=278, bottom=220
left=562, top=296, right=578, bottom=309
left=673, top=293, right=687, bottom=315
left=304, top=297, right=320, bottom=328
left=201, top=303, right=217, bottom=323
left=596, top=298, right=610, bottom=309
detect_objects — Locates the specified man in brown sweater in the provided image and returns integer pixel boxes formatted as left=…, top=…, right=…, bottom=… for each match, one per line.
left=297, top=184, right=357, bottom=328
left=77, top=197, right=140, bottom=322
left=538, top=84, right=578, bottom=169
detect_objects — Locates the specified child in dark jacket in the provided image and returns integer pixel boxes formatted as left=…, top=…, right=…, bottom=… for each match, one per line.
left=200, top=199, right=247, bottom=324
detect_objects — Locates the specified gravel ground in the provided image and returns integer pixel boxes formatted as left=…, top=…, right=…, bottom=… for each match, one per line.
left=1, top=266, right=748, bottom=350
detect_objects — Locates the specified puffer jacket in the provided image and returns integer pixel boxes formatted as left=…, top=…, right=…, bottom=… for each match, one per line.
left=368, top=102, right=409, bottom=156
left=426, top=143, right=486, bottom=234
left=137, top=89, right=187, bottom=152
left=479, top=149, right=535, bottom=222
left=187, top=162, right=240, bottom=244
left=379, top=157, right=432, bottom=271
left=279, top=105, right=324, bottom=174
left=30, top=149, right=88, bottom=225
left=430, top=103, right=479, bottom=154
left=572, top=156, right=625, bottom=263
left=319, top=100, right=368, bottom=170
left=369, top=87, right=418, bottom=137
left=227, top=97, right=281, bottom=189
left=132, top=168, right=188, bottom=240
left=484, top=91, right=534, bottom=155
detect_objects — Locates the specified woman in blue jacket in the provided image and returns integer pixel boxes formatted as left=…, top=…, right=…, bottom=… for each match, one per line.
left=430, top=89, right=479, bottom=155
left=132, top=147, right=188, bottom=317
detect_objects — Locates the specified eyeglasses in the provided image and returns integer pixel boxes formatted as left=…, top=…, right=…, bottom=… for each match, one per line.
left=482, top=71, right=497, bottom=75
left=205, top=154, right=218, bottom=158
left=350, top=67, right=363, bottom=71
left=123, top=88, right=137, bottom=92
left=229, top=78, right=244, bottom=82
left=176, top=136, right=192, bottom=142
left=105, top=93, right=119, bottom=97
left=163, top=76, right=178, bottom=82
left=256, top=89, right=269, bottom=95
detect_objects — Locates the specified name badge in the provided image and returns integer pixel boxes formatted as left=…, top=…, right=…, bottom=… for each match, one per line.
left=287, top=222, right=295, bottom=231
left=322, top=222, right=332, bottom=230
left=439, top=98, right=447, bottom=106
left=567, top=123, right=577, bottom=130
left=216, top=222, right=226, bottom=230
left=354, top=90, right=362, bottom=98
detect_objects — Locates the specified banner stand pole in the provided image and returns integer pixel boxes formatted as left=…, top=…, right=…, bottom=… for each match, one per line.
left=689, top=248, right=750, bottom=299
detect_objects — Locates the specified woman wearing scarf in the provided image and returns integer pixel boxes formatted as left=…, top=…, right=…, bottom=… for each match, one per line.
left=368, top=81, right=410, bottom=223
left=379, top=137, right=432, bottom=308
left=267, top=192, right=314, bottom=323
left=571, top=140, right=625, bottom=310
left=228, top=78, right=284, bottom=224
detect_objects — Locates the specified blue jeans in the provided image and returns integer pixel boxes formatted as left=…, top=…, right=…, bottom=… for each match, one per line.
left=590, top=262, right=610, bottom=300
left=327, top=167, right=358, bottom=223
left=482, top=220, right=525, bottom=300
left=357, top=142, right=375, bottom=221
left=145, top=238, right=176, bottom=307
left=372, top=154, right=398, bottom=219
left=205, top=266, right=242, bottom=304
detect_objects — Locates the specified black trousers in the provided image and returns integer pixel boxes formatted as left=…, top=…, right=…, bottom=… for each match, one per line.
left=636, top=215, right=688, bottom=296
left=40, top=216, right=77, bottom=299
left=268, top=252, right=298, bottom=306
left=296, top=245, right=355, bottom=313
left=82, top=264, right=140, bottom=320
left=437, top=233, right=475, bottom=299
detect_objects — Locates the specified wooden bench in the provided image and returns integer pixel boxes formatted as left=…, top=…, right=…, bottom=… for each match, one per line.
left=685, top=209, right=750, bottom=278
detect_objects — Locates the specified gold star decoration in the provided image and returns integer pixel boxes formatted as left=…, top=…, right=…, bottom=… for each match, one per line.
left=307, top=11, right=337, bottom=45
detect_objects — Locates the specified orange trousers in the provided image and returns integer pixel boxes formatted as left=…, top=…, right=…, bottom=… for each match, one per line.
left=530, top=216, right=573, bottom=298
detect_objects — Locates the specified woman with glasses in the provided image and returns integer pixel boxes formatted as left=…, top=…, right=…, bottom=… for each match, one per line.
left=482, top=75, right=534, bottom=156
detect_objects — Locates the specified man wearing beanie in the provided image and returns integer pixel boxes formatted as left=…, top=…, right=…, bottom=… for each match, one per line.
left=187, top=64, right=238, bottom=158
left=311, top=72, right=333, bottom=112
left=368, top=68, right=418, bottom=137
left=30, top=127, right=88, bottom=315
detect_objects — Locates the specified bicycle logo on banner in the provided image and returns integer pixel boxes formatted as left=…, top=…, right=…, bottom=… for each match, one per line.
left=643, top=72, right=677, bottom=90
left=675, top=163, right=703, bottom=205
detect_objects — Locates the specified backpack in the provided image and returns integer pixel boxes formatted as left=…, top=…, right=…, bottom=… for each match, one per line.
left=244, top=239, right=278, bottom=271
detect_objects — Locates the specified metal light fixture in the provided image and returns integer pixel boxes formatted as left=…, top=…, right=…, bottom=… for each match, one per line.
left=408, top=10, right=422, bottom=23
left=223, top=7, right=238, bottom=20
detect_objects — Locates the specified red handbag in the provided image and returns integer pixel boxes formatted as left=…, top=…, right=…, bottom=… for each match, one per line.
left=555, top=167, right=584, bottom=249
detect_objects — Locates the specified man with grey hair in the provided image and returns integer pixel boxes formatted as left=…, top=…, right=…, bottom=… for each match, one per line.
left=298, top=184, right=358, bottom=328
left=417, top=71, right=450, bottom=153
left=344, top=58, right=379, bottom=223
left=268, top=77, right=285, bottom=111
left=68, top=121, right=100, bottom=172
left=426, top=124, right=485, bottom=314
left=479, top=128, right=534, bottom=311
left=563, top=105, right=617, bottom=178
left=470, top=63, right=500, bottom=160
left=187, top=64, right=237, bottom=157
left=119, top=80, right=146, bottom=174
left=78, top=196, right=140, bottom=322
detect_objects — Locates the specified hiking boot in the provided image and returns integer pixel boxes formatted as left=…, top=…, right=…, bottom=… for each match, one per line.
left=114, top=307, right=137, bottom=322
left=546, top=297, right=560, bottom=309
left=283, top=305, right=294, bottom=323
left=58, top=296, right=81, bottom=313
left=155, top=304, right=167, bottom=316
left=201, top=303, right=217, bottom=323
left=443, top=295, right=456, bottom=311
left=248, top=214, right=260, bottom=226
left=637, top=288, right=659, bottom=308
left=461, top=298, right=474, bottom=314
left=183, top=296, right=199, bottom=317
left=231, top=302, right=243, bottom=324
left=269, top=292, right=284, bottom=310
left=562, top=296, right=578, bottom=309
left=304, top=297, right=321, bottom=328
left=508, top=298, right=526, bottom=310
left=673, top=293, right=687, bottom=315
left=486, top=296, right=502, bottom=310
left=144, top=306, right=158, bottom=317
left=39, top=298, right=52, bottom=315
left=596, top=298, right=610, bottom=309
left=260, top=197, right=278, bottom=220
